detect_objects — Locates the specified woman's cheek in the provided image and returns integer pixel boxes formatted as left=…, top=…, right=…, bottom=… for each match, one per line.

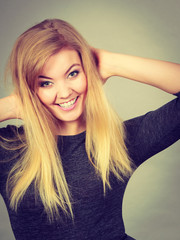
left=79, top=76, right=87, bottom=93
left=37, top=89, right=56, bottom=105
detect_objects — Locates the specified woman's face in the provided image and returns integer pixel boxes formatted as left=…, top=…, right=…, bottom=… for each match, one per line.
left=36, top=48, right=87, bottom=131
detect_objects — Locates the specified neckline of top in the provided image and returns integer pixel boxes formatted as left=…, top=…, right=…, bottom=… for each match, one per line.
left=57, top=130, right=86, bottom=140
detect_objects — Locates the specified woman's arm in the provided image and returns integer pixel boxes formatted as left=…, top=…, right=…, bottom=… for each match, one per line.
left=92, top=48, right=180, bottom=94
left=0, top=94, right=21, bottom=122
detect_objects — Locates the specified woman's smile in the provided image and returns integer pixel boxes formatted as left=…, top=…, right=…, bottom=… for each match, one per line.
left=57, top=96, right=79, bottom=111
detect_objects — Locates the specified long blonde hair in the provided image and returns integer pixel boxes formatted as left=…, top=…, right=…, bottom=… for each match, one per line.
left=5, top=19, right=133, bottom=221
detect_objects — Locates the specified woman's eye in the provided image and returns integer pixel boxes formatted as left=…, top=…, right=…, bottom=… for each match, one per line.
left=68, top=70, right=79, bottom=78
left=40, top=81, right=53, bottom=87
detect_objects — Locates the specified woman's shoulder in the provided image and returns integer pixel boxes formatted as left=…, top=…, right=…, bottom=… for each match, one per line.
left=124, top=93, right=180, bottom=165
left=0, top=125, right=24, bottom=178
left=0, top=124, right=24, bottom=138
left=0, top=125, right=24, bottom=163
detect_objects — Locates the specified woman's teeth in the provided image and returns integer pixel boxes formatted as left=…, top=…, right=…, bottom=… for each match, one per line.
left=58, top=97, right=78, bottom=108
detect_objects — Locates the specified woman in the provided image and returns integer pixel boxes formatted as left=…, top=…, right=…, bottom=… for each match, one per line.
left=0, top=19, right=179, bottom=240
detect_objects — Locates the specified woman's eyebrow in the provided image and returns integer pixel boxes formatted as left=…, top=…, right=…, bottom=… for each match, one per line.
left=38, top=75, right=53, bottom=80
left=38, top=63, right=81, bottom=80
left=65, top=63, right=81, bottom=75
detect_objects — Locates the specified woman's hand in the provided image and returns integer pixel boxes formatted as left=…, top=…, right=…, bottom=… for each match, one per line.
left=0, top=93, right=22, bottom=122
left=91, top=47, right=114, bottom=84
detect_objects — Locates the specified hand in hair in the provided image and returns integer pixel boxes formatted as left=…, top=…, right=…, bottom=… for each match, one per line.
left=91, top=47, right=113, bottom=84
left=0, top=93, right=22, bottom=122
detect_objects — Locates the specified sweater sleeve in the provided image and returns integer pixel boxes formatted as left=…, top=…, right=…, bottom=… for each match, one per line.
left=124, top=92, right=180, bottom=166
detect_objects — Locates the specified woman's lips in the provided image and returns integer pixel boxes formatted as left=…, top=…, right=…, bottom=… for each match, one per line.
left=57, top=96, right=79, bottom=111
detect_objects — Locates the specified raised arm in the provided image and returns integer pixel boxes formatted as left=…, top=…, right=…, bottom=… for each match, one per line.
left=92, top=48, right=180, bottom=94
left=0, top=94, right=21, bottom=122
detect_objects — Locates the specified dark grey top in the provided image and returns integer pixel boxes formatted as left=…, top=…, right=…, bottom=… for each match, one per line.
left=0, top=92, right=180, bottom=240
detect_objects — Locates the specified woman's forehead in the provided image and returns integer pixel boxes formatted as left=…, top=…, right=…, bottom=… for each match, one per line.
left=40, top=48, right=82, bottom=77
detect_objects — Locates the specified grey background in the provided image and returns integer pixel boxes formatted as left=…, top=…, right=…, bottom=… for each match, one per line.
left=0, top=0, right=179, bottom=239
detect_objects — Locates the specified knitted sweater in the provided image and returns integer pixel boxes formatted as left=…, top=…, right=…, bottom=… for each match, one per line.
left=0, top=93, right=180, bottom=240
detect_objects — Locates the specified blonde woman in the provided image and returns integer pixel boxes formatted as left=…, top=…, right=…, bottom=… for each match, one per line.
left=0, top=19, right=180, bottom=240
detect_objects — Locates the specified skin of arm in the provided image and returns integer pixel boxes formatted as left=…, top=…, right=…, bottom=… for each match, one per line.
left=0, top=94, right=21, bottom=122
left=92, top=48, right=180, bottom=94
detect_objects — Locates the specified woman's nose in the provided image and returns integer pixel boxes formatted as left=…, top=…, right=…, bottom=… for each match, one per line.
left=56, top=81, right=72, bottom=100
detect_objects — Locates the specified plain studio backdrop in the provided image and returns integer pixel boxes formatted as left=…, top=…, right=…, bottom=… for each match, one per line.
left=0, top=0, right=179, bottom=239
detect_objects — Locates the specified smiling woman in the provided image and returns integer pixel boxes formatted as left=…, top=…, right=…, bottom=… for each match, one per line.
left=0, top=19, right=133, bottom=239
left=0, top=18, right=180, bottom=240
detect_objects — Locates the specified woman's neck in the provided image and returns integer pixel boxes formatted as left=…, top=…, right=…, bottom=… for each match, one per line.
left=56, top=119, right=86, bottom=136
